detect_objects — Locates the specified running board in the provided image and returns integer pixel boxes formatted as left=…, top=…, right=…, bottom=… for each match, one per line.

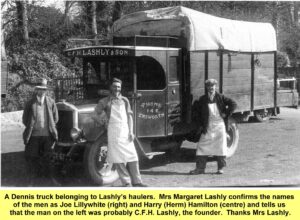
left=145, top=152, right=165, bottom=159
left=134, top=137, right=165, bottom=159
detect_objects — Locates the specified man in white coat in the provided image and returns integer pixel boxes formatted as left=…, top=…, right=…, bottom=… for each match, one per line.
left=93, top=78, right=146, bottom=187
left=190, top=79, right=237, bottom=174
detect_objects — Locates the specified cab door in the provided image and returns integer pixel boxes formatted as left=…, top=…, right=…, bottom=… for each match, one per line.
left=167, top=51, right=182, bottom=135
left=134, top=55, right=167, bottom=137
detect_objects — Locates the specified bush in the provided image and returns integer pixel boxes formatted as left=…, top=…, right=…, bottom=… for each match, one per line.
left=1, top=49, right=77, bottom=112
left=277, top=51, right=291, bottom=68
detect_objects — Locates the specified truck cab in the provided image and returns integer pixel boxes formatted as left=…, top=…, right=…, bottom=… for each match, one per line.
left=54, top=41, right=198, bottom=185
left=60, top=43, right=186, bottom=136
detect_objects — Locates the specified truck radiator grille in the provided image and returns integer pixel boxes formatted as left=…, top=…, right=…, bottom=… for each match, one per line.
left=57, top=111, right=73, bottom=142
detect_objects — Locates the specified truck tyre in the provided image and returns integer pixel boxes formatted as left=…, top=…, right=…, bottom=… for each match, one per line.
left=226, top=118, right=239, bottom=158
left=83, top=140, right=119, bottom=186
left=254, top=109, right=271, bottom=122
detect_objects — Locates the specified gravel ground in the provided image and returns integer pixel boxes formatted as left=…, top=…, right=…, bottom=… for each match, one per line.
left=1, top=107, right=300, bottom=187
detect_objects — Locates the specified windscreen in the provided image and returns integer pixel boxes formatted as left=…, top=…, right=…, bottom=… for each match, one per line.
left=84, top=57, right=134, bottom=99
left=84, top=55, right=167, bottom=99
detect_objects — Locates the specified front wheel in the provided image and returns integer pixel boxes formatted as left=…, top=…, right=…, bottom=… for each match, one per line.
left=226, top=118, right=239, bottom=157
left=83, top=140, right=119, bottom=185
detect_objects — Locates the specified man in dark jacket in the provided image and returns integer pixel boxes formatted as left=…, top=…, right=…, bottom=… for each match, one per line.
left=22, top=78, right=59, bottom=184
left=190, top=79, right=237, bottom=175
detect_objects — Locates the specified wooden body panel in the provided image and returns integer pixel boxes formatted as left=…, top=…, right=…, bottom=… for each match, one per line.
left=167, top=84, right=181, bottom=135
left=208, top=52, right=221, bottom=89
left=223, top=53, right=252, bottom=111
left=189, top=51, right=276, bottom=114
left=190, top=52, right=205, bottom=102
left=136, top=91, right=166, bottom=137
left=253, top=54, right=274, bottom=109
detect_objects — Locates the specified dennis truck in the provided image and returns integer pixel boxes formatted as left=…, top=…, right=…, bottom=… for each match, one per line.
left=52, top=6, right=298, bottom=185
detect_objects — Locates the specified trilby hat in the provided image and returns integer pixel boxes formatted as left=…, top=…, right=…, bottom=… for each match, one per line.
left=35, top=78, right=48, bottom=90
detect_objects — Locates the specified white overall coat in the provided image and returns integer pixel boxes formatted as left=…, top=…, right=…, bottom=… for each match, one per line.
left=107, top=99, right=138, bottom=163
left=196, top=103, right=227, bottom=156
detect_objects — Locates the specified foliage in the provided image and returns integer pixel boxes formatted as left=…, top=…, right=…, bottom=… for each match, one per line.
left=277, top=51, right=291, bottom=68
left=2, top=1, right=300, bottom=112
left=72, top=1, right=113, bottom=39
left=2, top=48, right=77, bottom=112
left=2, top=2, right=80, bottom=112
left=279, top=27, right=300, bottom=66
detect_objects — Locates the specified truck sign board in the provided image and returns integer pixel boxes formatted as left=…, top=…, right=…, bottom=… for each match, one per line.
left=65, top=47, right=134, bottom=57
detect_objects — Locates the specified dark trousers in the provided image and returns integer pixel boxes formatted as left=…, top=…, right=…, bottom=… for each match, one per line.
left=195, top=156, right=226, bottom=170
left=25, top=136, right=55, bottom=178
left=114, top=161, right=142, bottom=186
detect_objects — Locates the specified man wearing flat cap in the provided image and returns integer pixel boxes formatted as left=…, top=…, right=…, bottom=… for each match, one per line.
left=190, top=78, right=237, bottom=174
left=22, top=78, right=59, bottom=184
left=93, top=78, right=146, bottom=187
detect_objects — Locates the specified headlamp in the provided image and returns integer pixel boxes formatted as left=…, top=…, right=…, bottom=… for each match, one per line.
left=70, top=127, right=82, bottom=141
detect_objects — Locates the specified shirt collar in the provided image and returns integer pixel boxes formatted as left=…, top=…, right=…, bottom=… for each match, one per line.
left=208, top=92, right=215, bottom=100
left=36, top=95, right=45, bottom=105
left=109, top=93, right=122, bottom=100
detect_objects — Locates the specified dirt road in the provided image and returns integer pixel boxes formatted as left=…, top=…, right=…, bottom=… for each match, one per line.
left=1, top=107, right=300, bottom=187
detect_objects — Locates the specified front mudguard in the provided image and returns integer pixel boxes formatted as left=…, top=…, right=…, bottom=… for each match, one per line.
left=51, top=125, right=107, bottom=162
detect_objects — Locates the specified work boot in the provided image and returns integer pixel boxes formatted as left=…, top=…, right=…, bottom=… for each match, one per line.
left=189, top=156, right=207, bottom=175
left=216, top=156, right=226, bottom=174
left=216, top=169, right=224, bottom=174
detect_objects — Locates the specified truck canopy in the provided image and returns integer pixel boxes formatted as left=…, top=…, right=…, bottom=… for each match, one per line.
left=112, top=6, right=277, bottom=52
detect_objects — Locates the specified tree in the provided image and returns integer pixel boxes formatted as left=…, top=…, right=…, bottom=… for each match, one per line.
left=15, top=0, right=29, bottom=44
left=290, top=1, right=300, bottom=28
left=91, top=1, right=97, bottom=38
left=63, top=0, right=76, bottom=30
left=112, top=1, right=124, bottom=22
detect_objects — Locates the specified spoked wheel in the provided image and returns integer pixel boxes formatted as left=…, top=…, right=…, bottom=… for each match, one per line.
left=226, top=118, right=239, bottom=158
left=83, top=141, right=119, bottom=186
left=254, top=109, right=272, bottom=122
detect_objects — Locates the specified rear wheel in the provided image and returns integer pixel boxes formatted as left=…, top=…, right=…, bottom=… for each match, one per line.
left=226, top=118, right=239, bottom=157
left=254, top=109, right=272, bottom=122
left=83, top=140, right=119, bottom=185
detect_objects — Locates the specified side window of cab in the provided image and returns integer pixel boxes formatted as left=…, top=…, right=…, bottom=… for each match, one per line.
left=137, top=56, right=166, bottom=90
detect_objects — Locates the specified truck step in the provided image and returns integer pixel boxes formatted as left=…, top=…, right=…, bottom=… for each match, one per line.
left=145, top=152, right=165, bottom=159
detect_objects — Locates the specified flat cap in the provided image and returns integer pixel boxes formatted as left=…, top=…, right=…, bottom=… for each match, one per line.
left=111, top=77, right=122, bottom=85
left=205, top=79, right=218, bottom=86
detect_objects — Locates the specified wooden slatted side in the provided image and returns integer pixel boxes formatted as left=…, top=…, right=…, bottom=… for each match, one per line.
left=223, top=53, right=252, bottom=69
left=190, top=51, right=205, bottom=102
left=254, top=54, right=274, bottom=68
left=208, top=52, right=220, bottom=90
left=253, top=53, right=274, bottom=109
left=189, top=51, right=275, bottom=112
left=223, top=53, right=252, bottom=111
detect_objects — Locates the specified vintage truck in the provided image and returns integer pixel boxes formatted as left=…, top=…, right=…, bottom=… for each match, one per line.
left=53, top=6, right=298, bottom=185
